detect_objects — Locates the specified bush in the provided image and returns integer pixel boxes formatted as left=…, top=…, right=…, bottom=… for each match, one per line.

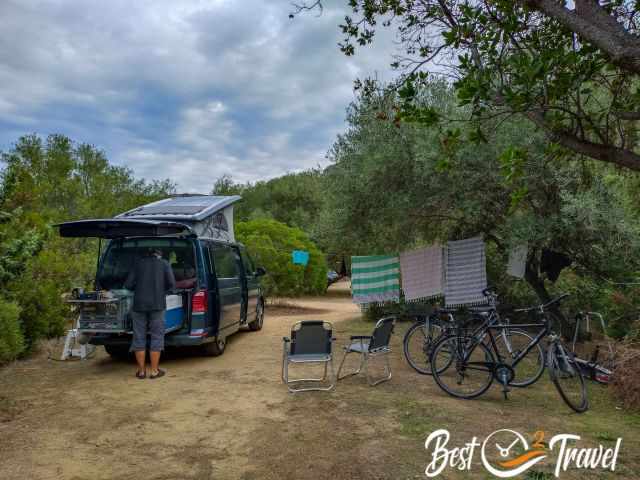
left=236, top=219, right=327, bottom=297
left=610, top=343, right=640, bottom=411
left=0, top=298, right=24, bottom=364
left=7, top=237, right=94, bottom=351
left=362, top=296, right=436, bottom=322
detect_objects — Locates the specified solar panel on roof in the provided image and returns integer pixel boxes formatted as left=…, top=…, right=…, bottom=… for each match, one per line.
left=130, top=205, right=207, bottom=215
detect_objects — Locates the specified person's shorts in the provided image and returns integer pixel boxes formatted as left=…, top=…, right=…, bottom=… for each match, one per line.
left=130, top=310, right=165, bottom=352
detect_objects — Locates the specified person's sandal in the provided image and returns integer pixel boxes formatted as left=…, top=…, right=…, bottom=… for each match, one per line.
left=149, top=369, right=166, bottom=380
left=136, top=370, right=146, bottom=380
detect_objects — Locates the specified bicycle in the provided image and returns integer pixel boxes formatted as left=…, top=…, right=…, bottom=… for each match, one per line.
left=571, top=311, right=615, bottom=384
left=429, top=293, right=589, bottom=413
left=404, top=289, right=545, bottom=388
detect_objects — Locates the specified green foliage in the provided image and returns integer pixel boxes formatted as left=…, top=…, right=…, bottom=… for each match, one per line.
left=315, top=0, right=640, bottom=171
left=236, top=219, right=327, bottom=297
left=0, top=298, right=24, bottom=364
left=7, top=236, right=96, bottom=350
left=321, top=80, right=640, bottom=335
left=0, top=134, right=175, bottom=352
left=212, top=170, right=325, bottom=235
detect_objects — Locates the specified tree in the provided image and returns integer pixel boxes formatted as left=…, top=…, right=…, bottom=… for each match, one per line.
left=0, top=134, right=176, bottom=353
left=212, top=170, right=326, bottom=235
left=293, top=1, right=640, bottom=171
left=236, top=219, right=327, bottom=296
left=320, top=81, right=640, bottom=330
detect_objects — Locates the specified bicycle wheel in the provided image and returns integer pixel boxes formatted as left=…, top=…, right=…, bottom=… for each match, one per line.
left=492, top=329, right=545, bottom=387
left=431, top=334, right=495, bottom=399
left=548, top=340, right=589, bottom=413
left=403, top=318, right=445, bottom=374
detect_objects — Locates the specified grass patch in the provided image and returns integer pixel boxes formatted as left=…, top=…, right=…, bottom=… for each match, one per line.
left=395, top=398, right=440, bottom=438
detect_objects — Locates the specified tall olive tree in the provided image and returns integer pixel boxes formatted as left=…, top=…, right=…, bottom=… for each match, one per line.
left=320, top=81, right=640, bottom=320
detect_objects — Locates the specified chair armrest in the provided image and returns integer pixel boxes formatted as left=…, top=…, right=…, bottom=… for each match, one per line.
left=350, top=335, right=372, bottom=340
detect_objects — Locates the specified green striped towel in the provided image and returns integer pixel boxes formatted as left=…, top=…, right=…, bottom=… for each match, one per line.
left=351, top=255, right=400, bottom=304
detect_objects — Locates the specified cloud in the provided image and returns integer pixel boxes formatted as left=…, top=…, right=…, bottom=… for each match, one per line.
left=0, top=0, right=398, bottom=191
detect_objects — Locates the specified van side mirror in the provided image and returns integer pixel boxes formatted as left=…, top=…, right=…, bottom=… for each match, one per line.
left=255, top=267, right=266, bottom=277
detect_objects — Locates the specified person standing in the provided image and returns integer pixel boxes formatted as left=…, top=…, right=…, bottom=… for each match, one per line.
left=125, top=248, right=176, bottom=379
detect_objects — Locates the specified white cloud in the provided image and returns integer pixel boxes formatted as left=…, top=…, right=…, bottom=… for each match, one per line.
left=0, top=0, right=398, bottom=191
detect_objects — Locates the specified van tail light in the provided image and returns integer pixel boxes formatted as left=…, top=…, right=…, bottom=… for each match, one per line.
left=192, top=290, right=208, bottom=314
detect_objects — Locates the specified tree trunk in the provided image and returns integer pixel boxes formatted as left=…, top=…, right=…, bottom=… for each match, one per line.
left=524, top=251, right=573, bottom=339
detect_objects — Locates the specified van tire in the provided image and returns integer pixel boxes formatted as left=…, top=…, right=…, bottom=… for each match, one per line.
left=248, top=299, right=264, bottom=331
left=104, top=345, right=131, bottom=360
left=201, top=337, right=226, bottom=356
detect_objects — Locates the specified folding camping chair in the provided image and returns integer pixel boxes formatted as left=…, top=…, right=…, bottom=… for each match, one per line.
left=282, top=321, right=336, bottom=393
left=337, top=316, right=396, bottom=386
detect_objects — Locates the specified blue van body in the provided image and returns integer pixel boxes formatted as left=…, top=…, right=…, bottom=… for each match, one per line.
left=57, top=196, right=265, bottom=357
left=87, top=236, right=264, bottom=357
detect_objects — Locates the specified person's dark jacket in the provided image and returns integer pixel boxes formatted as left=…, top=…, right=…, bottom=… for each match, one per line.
left=124, top=256, right=176, bottom=311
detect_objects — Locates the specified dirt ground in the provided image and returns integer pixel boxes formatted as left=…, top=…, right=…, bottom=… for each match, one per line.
left=1, top=280, right=639, bottom=480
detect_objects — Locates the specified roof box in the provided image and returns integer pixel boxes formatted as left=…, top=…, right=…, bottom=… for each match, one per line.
left=117, top=195, right=241, bottom=242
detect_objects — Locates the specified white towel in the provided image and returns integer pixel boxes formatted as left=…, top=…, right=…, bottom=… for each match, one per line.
left=400, top=245, right=444, bottom=301
left=445, top=236, right=487, bottom=307
left=507, top=244, right=528, bottom=279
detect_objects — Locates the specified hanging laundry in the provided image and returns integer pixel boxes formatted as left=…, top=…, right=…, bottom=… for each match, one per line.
left=507, top=244, right=528, bottom=279
left=292, top=250, right=310, bottom=266
left=400, top=245, right=444, bottom=302
left=541, top=249, right=571, bottom=282
left=351, top=255, right=400, bottom=304
left=444, top=236, right=488, bottom=307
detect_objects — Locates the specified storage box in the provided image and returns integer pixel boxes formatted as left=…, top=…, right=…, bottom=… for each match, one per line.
left=73, top=296, right=132, bottom=332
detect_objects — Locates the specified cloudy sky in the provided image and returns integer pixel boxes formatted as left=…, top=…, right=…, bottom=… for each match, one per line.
left=0, top=0, right=397, bottom=192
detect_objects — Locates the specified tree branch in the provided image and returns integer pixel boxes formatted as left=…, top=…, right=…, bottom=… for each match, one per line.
left=527, top=109, right=640, bottom=170
left=523, top=0, right=640, bottom=74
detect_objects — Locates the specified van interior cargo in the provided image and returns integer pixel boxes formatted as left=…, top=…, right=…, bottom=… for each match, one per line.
left=98, top=238, right=196, bottom=291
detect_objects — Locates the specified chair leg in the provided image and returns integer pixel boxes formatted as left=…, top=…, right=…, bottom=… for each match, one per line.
left=282, top=352, right=287, bottom=384
left=337, top=350, right=365, bottom=380
left=366, top=352, right=392, bottom=386
left=285, top=360, right=336, bottom=393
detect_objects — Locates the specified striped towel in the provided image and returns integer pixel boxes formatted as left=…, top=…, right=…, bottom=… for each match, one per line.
left=444, top=236, right=487, bottom=307
left=351, top=255, right=400, bottom=304
left=400, top=245, right=444, bottom=302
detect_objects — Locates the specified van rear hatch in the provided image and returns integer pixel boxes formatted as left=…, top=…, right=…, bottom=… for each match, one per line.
left=56, top=218, right=192, bottom=238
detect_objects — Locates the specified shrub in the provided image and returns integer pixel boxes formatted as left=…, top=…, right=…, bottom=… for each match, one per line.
left=362, top=297, right=436, bottom=322
left=7, top=236, right=94, bottom=351
left=0, top=297, right=24, bottom=364
left=236, top=219, right=327, bottom=297
left=610, top=343, right=640, bottom=411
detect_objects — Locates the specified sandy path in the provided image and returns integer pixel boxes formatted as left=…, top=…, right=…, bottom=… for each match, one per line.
left=0, top=281, right=363, bottom=480
left=3, top=280, right=639, bottom=479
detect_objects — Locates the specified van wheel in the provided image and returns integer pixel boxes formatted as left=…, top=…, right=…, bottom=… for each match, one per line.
left=104, top=345, right=131, bottom=360
left=201, top=337, right=226, bottom=356
left=248, top=299, right=264, bottom=331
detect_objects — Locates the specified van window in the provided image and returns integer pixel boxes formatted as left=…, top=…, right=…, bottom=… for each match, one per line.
left=98, top=238, right=195, bottom=290
left=210, top=244, right=241, bottom=279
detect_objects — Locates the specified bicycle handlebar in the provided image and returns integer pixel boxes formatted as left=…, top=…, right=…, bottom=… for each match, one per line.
left=513, top=293, right=570, bottom=313
left=542, top=293, right=570, bottom=309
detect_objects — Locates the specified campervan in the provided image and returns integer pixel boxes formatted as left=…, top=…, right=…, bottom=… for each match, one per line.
left=57, top=195, right=265, bottom=358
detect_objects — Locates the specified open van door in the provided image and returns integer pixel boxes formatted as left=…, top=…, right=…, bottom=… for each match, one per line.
left=56, top=218, right=192, bottom=238
left=56, top=218, right=193, bottom=336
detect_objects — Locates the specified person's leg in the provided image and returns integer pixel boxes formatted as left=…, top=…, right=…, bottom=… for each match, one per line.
left=135, top=350, right=146, bottom=373
left=130, top=310, right=147, bottom=377
left=149, top=310, right=165, bottom=377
